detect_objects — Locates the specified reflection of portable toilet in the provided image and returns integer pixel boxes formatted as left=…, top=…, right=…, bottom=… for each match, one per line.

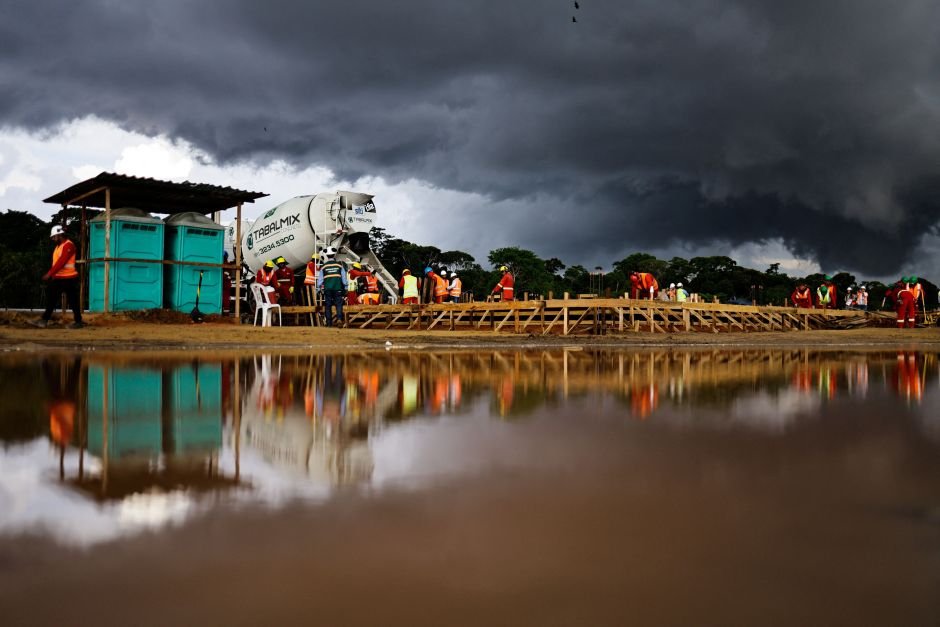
left=86, top=365, right=163, bottom=458
left=88, top=208, right=164, bottom=312
left=164, top=212, right=224, bottom=314
left=168, top=363, right=222, bottom=453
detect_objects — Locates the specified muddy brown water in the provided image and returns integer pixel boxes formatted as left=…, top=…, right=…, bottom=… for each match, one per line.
left=0, top=348, right=938, bottom=626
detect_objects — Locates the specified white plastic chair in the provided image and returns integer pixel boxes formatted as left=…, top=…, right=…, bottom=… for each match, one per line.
left=251, top=283, right=282, bottom=327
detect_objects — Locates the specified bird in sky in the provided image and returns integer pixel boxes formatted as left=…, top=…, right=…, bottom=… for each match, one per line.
left=572, top=15, right=577, bottom=22
left=574, top=1, right=580, bottom=8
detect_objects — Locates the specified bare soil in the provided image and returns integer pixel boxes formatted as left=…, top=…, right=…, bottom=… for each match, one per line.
left=2, top=310, right=939, bottom=353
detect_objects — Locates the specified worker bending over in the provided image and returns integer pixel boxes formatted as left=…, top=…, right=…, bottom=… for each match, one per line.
left=888, top=278, right=917, bottom=328
left=791, top=284, right=813, bottom=308
left=359, top=267, right=380, bottom=304
left=31, top=225, right=83, bottom=329
left=348, top=262, right=371, bottom=306
left=491, top=265, right=515, bottom=301
left=629, top=272, right=658, bottom=299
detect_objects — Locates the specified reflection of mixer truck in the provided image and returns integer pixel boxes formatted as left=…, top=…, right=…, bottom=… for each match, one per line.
left=225, top=191, right=399, bottom=303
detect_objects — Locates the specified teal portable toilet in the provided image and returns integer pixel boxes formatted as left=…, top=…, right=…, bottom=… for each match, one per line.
left=89, top=208, right=164, bottom=312
left=164, top=212, right=224, bottom=314
left=86, top=365, right=163, bottom=459
left=167, top=362, right=222, bottom=454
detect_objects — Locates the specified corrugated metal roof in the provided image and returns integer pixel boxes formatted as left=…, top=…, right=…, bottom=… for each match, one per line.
left=43, top=172, right=267, bottom=214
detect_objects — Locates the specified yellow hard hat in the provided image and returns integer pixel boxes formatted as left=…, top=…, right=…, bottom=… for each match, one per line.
left=499, top=265, right=508, bottom=272
left=352, top=262, right=361, bottom=269
left=264, top=260, right=274, bottom=268
left=276, top=256, right=286, bottom=264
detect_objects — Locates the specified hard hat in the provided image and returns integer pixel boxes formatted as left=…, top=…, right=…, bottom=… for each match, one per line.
left=440, top=270, right=448, bottom=277
left=450, top=271, right=458, bottom=277
left=669, top=283, right=676, bottom=288
left=352, top=262, right=361, bottom=269
left=324, top=246, right=337, bottom=257
left=50, top=225, right=65, bottom=238
left=499, top=265, right=508, bottom=272
left=264, top=260, right=274, bottom=268
left=425, top=266, right=433, bottom=274
left=311, top=252, right=318, bottom=260
left=403, top=268, right=411, bottom=275
left=677, top=282, right=683, bottom=287
left=911, top=275, right=919, bottom=282
left=276, top=256, right=286, bottom=265
left=824, top=274, right=832, bottom=281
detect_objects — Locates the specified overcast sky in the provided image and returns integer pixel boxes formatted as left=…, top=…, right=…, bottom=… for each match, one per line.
left=2, top=0, right=940, bottom=279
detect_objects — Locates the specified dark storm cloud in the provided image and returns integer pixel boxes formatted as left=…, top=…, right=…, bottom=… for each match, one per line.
left=2, top=0, right=940, bottom=272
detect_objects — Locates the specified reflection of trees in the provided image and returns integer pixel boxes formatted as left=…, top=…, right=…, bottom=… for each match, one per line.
left=0, top=357, right=47, bottom=444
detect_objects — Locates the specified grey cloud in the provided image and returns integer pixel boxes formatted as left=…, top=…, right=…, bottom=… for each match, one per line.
left=2, top=0, right=940, bottom=274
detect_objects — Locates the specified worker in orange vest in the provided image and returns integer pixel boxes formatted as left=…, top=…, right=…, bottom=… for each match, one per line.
left=274, top=256, right=294, bottom=305
left=31, top=225, right=83, bottom=329
left=790, top=284, right=813, bottom=309
left=448, top=271, right=462, bottom=303
left=359, top=269, right=380, bottom=304
left=304, top=252, right=317, bottom=287
left=629, top=272, right=658, bottom=299
left=348, top=262, right=371, bottom=305
left=491, top=265, right=515, bottom=301
left=426, top=267, right=449, bottom=303
left=255, top=260, right=279, bottom=304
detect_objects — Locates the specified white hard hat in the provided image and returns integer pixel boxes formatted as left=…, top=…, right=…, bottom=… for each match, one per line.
left=847, top=287, right=852, bottom=291
left=669, top=283, right=676, bottom=288
left=323, top=245, right=337, bottom=258
left=440, top=270, right=448, bottom=277
left=677, top=282, right=683, bottom=287
left=50, top=225, right=65, bottom=238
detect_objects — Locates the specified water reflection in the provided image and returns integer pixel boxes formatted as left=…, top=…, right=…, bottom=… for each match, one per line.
left=0, top=348, right=938, bottom=545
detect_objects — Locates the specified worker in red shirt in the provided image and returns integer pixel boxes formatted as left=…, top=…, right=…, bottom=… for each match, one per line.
left=790, top=284, right=813, bottom=308
left=31, top=225, right=83, bottom=329
left=491, top=265, right=515, bottom=301
left=629, top=272, right=658, bottom=299
left=255, top=260, right=278, bottom=304
left=274, top=256, right=294, bottom=305
left=348, top=262, right=372, bottom=305
left=889, top=279, right=917, bottom=328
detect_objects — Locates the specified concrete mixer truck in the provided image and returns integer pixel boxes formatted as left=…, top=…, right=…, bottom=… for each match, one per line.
left=227, top=191, right=399, bottom=304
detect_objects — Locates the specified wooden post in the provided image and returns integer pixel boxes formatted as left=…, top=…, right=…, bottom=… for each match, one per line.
left=234, top=358, right=241, bottom=481
left=234, top=202, right=243, bottom=324
left=78, top=204, right=87, bottom=312
left=103, top=188, right=111, bottom=313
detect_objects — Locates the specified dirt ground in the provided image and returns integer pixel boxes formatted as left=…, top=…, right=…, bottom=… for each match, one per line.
left=2, top=310, right=939, bottom=353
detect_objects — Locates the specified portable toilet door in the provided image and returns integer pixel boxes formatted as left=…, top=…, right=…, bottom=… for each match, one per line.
left=88, top=208, right=164, bottom=312
left=164, top=212, right=224, bottom=314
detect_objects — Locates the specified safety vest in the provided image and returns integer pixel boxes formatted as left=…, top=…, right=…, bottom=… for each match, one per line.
left=449, top=278, right=462, bottom=298
left=494, top=272, right=515, bottom=299
left=816, top=285, right=831, bottom=304
left=51, top=240, right=78, bottom=279
left=912, top=283, right=923, bottom=301
left=321, top=261, right=345, bottom=291
left=857, top=291, right=868, bottom=306
left=402, top=275, right=419, bottom=299
left=676, top=288, right=688, bottom=302
left=434, top=274, right=448, bottom=297
left=364, top=274, right=378, bottom=293
left=256, top=267, right=276, bottom=287
left=304, top=261, right=317, bottom=285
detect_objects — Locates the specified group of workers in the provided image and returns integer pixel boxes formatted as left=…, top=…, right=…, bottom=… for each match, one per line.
left=885, top=276, right=925, bottom=329
left=399, top=264, right=514, bottom=304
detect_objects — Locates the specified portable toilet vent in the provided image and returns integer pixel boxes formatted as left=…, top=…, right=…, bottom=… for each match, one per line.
left=89, top=208, right=164, bottom=312
left=164, top=212, right=224, bottom=314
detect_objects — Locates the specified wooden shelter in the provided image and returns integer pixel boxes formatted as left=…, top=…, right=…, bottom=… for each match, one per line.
left=43, top=172, right=267, bottom=321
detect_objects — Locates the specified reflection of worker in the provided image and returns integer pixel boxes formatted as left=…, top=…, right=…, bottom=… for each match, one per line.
left=791, top=284, right=813, bottom=309
left=43, top=357, right=81, bottom=447
left=630, top=384, right=659, bottom=419
left=400, top=269, right=420, bottom=304
left=317, top=252, right=348, bottom=327
left=892, top=352, right=923, bottom=403
left=629, top=272, right=658, bottom=299
left=256, top=260, right=279, bottom=304
left=491, top=265, right=515, bottom=301
left=274, top=256, right=294, bottom=305
left=31, top=225, right=83, bottom=329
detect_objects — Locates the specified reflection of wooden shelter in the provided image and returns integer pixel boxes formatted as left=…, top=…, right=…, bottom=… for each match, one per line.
left=43, top=172, right=267, bottom=321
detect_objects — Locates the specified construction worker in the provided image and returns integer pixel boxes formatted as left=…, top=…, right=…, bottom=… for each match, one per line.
left=815, top=279, right=834, bottom=310
left=845, top=287, right=855, bottom=309
left=448, top=271, right=462, bottom=303
left=629, top=271, right=658, bottom=299
left=666, top=283, right=676, bottom=301
left=426, top=267, right=448, bottom=304
left=675, top=282, right=689, bottom=302
left=856, top=285, right=868, bottom=311
left=400, top=269, right=420, bottom=304
left=304, top=252, right=318, bottom=287
left=888, top=278, right=916, bottom=329
left=31, top=225, right=83, bottom=329
left=316, top=250, right=347, bottom=327
left=359, top=267, right=380, bottom=305
left=491, top=265, right=515, bottom=301
left=348, top=261, right=371, bottom=305
left=791, top=284, right=813, bottom=309
left=274, top=256, right=294, bottom=305
left=255, top=260, right=279, bottom=304
left=911, top=276, right=924, bottom=311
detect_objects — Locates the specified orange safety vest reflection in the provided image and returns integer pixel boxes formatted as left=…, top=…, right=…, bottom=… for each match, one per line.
left=49, top=400, right=75, bottom=445
left=52, top=241, right=78, bottom=279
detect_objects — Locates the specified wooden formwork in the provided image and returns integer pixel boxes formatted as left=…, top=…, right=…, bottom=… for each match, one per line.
left=325, top=298, right=870, bottom=335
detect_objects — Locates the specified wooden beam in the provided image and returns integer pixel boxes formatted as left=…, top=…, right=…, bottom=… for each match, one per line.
left=234, top=203, right=243, bottom=324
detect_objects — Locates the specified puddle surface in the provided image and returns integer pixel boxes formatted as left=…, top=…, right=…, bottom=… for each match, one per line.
left=1, top=348, right=939, bottom=625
